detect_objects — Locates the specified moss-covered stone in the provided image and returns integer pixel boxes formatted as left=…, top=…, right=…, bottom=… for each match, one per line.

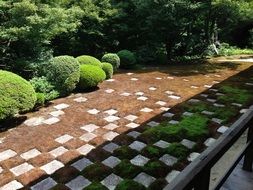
left=114, top=160, right=141, bottom=178
left=141, top=145, right=161, bottom=158
left=115, top=179, right=146, bottom=190
left=143, top=161, right=168, bottom=178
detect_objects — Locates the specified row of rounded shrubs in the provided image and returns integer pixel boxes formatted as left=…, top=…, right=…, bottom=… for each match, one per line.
left=0, top=50, right=137, bottom=121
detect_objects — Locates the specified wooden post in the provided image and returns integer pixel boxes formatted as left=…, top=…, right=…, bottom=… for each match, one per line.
left=194, top=168, right=211, bottom=190
left=243, top=119, right=253, bottom=172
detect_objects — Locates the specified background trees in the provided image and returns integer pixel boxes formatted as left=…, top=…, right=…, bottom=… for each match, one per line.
left=0, top=0, right=252, bottom=74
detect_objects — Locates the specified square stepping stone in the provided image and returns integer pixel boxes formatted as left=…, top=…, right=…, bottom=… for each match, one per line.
left=168, top=95, right=181, bottom=100
left=160, top=107, right=170, bottom=111
left=159, top=154, right=178, bottom=166
left=105, top=89, right=115, bottom=94
left=101, top=174, right=123, bottom=190
left=66, top=176, right=91, bottom=190
left=103, top=123, right=119, bottom=130
left=0, top=180, right=23, bottom=190
left=240, top=109, right=248, bottom=114
left=120, top=92, right=131, bottom=97
left=104, top=116, right=120, bottom=122
left=126, top=122, right=140, bottom=129
left=40, top=160, right=64, bottom=175
left=246, top=82, right=253, bottom=86
left=103, top=131, right=119, bottom=141
left=209, top=89, right=218, bottom=92
left=200, top=94, right=208, bottom=98
left=127, top=131, right=141, bottom=139
left=212, top=80, right=220, bottom=84
left=214, top=103, right=225, bottom=108
left=204, top=138, right=216, bottom=147
left=156, top=77, right=162, bottom=80
left=163, top=112, right=174, bottom=118
left=204, top=85, right=212, bottom=88
left=183, top=79, right=189, bottom=82
left=10, top=162, right=34, bottom=176
left=31, top=177, right=57, bottom=190
left=154, top=140, right=170, bottom=149
left=135, top=92, right=144, bottom=96
left=137, top=96, right=148, bottom=101
left=49, top=147, right=68, bottom=157
left=50, top=110, right=64, bottom=117
left=147, top=121, right=160, bottom=127
left=0, top=149, right=17, bottom=162
left=74, top=97, right=87, bottom=103
left=183, top=112, right=193, bottom=117
left=21, top=149, right=41, bottom=160
left=165, top=90, right=174, bottom=95
left=104, top=109, right=118, bottom=115
left=231, top=103, right=243, bottom=107
left=131, top=78, right=139, bottom=81
left=156, top=101, right=166, bottom=106
left=134, top=172, right=156, bottom=188
left=217, top=126, right=229, bottom=134
left=169, top=120, right=179, bottom=125
left=181, top=139, right=196, bottom=149
left=191, top=86, right=199, bottom=89
left=149, top=87, right=157, bottom=91
left=207, top=98, right=216, bottom=103
left=87, top=109, right=100, bottom=115
left=127, top=73, right=134, bottom=75
left=129, top=141, right=147, bottom=151
left=102, top=156, right=121, bottom=168
left=80, top=133, right=97, bottom=142
left=167, top=77, right=174, bottom=79
left=166, top=170, right=181, bottom=183
left=55, top=134, right=73, bottom=144
left=215, top=74, right=221, bottom=77
left=212, top=118, right=223, bottom=124
left=77, top=144, right=95, bottom=155
left=216, top=93, right=225, bottom=96
left=71, top=158, right=93, bottom=171
left=81, top=124, right=99, bottom=133
left=24, top=117, right=45, bottom=127
left=54, top=103, right=69, bottom=110
left=188, top=99, right=201, bottom=103
left=202, top=110, right=214, bottom=116
left=124, top=115, right=138, bottom=121
left=106, top=79, right=115, bottom=82
left=103, top=143, right=120, bottom=153
left=0, top=167, right=3, bottom=174
left=130, top=155, right=149, bottom=166
left=43, top=117, right=60, bottom=125
left=140, top=108, right=153, bottom=113
left=187, top=152, right=200, bottom=162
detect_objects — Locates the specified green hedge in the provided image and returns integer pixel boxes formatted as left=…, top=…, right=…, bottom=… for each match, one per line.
left=43, top=56, right=80, bottom=96
left=76, top=55, right=102, bottom=68
left=79, top=65, right=106, bottom=89
left=117, top=50, right=137, bottom=68
left=101, top=53, right=120, bottom=69
left=101, top=62, right=113, bottom=79
left=0, top=70, right=37, bottom=121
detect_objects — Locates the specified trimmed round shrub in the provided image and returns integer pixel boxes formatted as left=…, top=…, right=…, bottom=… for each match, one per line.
left=44, top=56, right=80, bottom=96
left=79, top=65, right=106, bottom=89
left=101, top=62, right=113, bottom=79
left=0, top=70, right=37, bottom=121
left=76, top=55, right=102, bottom=68
left=117, top=50, right=137, bottom=68
left=101, top=53, right=120, bottom=69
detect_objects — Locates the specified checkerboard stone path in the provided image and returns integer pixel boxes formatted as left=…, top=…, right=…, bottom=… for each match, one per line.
left=0, top=66, right=252, bottom=189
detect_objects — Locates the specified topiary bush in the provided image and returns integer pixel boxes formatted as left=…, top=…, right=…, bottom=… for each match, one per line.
left=101, top=62, right=113, bottom=79
left=43, top=56, right=80, bottom=96
left=76, top=55, right=102, bottom=68
left=101, top=53, right=120, bottom=69
left=0, top=70, right=37, bottom=121
left=79, top=65, right=106, bottom=89
left=117, top=50, right=137, bottom=68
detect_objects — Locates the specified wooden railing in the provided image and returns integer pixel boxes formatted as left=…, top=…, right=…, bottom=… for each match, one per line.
left=164, top=105, right=253, bottom=190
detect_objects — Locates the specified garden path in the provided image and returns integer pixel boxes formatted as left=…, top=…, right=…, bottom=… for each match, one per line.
left=0, top=61, right=252, bottom=189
